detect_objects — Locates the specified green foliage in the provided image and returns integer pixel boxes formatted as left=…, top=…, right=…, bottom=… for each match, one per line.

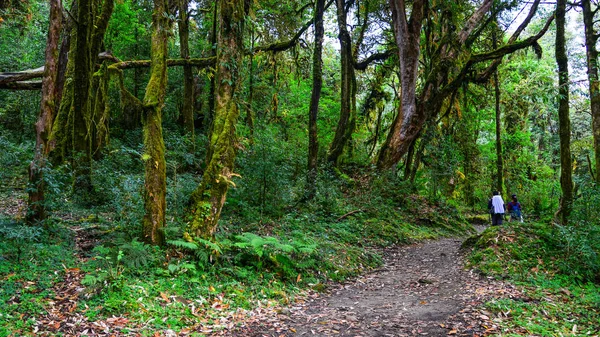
left=82, top=247, right=126, bottom=291
left=0, top=220, right=42, bottom=261
left=466, top=220, right=600, bottom=283
left=231, top=123, right=304, bottom=219
left=0, top=224, right=76, bottom=335
left=466, top=221, right=600, bottom=335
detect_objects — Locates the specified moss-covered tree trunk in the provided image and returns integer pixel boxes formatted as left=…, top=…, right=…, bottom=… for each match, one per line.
left=71, top=0, right=94, bottom=194
left=141, top=0, right=169, bottom=245
left=187, top=0, right=248, bottom=240
left=27, top=0, right=62, bottom=225
left=306, top=0, right=326, bottom=199
left=48, top=0, right=114, bottom=195
left=582, top=0, right=600, bottom=182
left=328, top=0, right=356, bottom=165
left=556, top=0, right=573, bottom=224
left=179, top=0, right=195, bottom=139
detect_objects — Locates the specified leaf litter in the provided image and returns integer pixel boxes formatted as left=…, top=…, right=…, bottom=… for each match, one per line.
left=24, top=226, right=534, bottom=336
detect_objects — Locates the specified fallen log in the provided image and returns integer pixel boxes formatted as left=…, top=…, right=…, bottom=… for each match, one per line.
left=0, top=56, right=216, bottom=90
left=0, top=81, right=43, bottom=90
left=0, top=67, right=45, bottom=85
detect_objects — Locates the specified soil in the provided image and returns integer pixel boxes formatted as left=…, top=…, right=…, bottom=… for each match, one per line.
left=226, top=225, right=524, bottom=337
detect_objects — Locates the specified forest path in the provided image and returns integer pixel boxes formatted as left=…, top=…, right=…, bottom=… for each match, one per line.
left=228, top=225, right=523, bottom=337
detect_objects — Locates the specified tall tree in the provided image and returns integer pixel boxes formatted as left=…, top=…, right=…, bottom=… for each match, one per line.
left=377, top=0, right=551, bottom=169
left=179, top=0, right=195, bottom=139
left=582, top=0, right=600, bottom=182
left=188, top=0, right=249, bottom=239
left=328, top=0, right=356, bottom=165
left=493, top=28, right=504, bottom=194
left=141, top=0, right=170, bottom=245
left=556, top=0, right=573, bottom=224
left=26, top=0, right=62, bottom=224
left=307, top=0, right=326, bottom=199
left=49, top=0, right=114, bottom=196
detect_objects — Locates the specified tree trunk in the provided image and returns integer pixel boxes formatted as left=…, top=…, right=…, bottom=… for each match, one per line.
left=328, top=0, right=356, bottom=165
left=46, top=0, right=114, bottom=195
left=582, top=0, right=600, bottom=182
left=205, top=0, right=218, bottom=135
left=27, top=0, right=62, bottom=225
left=556, top=0, right=573, bottom=224
left=376, top=0, right=426, bottom=169
left=270, top=55, right=279, bottom=119
left=378, top=0, right=518, bottom=169
left=188, top=0, right=248, bottom=240
left=71, top=0, right=94, bottom=196
left=306, top=0, right=326, bottom=199
left=141, top=0, right=170, bottom=246
left=493, top=29, right=504, bottom=194
left=246, top=25, right=255, bottom=131
left=179, top=0, right=195, bottom=139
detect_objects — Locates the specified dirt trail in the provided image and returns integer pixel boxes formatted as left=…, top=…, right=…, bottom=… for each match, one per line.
left=230, top=226, right=522, bottom=336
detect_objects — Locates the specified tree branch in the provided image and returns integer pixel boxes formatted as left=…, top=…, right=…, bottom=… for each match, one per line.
left=470, top=12, right=553, bottom=66
left=0, top=57, right=216, bottom=89
left=253, top=0, right=334, bottom=53
left=474, top=0, right=544, bottom=81
left=354, top=49, right=396, bottom=70
left=108, top=57, right=216, bottom=70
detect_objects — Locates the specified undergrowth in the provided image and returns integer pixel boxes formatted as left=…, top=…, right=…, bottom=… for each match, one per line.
left=0, top=125, right=474, bottom=335
left=464, top=219, right=600, bottom=335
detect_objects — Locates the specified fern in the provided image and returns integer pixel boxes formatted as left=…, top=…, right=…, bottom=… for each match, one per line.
left=118, top=239, right=153, bottom=269
left=167, top=240, right=199, bottom=250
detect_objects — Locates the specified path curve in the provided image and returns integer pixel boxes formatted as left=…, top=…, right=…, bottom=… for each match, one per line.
left=229, top=230, right=522, bottom=336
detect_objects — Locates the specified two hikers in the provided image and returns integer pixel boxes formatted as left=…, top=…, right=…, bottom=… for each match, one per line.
left=488, top=192, right=524, bottom=225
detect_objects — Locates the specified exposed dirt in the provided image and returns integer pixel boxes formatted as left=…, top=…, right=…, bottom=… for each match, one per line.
left=226, top=226, right=525, bottom=337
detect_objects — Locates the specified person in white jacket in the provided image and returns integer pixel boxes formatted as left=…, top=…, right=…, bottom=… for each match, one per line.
left=488, top=191, right=505, bottom=226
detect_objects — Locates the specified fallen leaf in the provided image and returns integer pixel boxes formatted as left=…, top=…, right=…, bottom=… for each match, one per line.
left=160, top=292, right=170, bottom=303
left=448, top=329, right=457, bottom=335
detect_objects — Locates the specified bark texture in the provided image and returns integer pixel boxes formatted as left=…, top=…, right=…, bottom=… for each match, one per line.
left=141, top=0, right=170, bottom=245
left=582, top=0, right=600, bottom=182
left=306, top=0, right=326, bottom=199
left=188, top=0, right=249, bottom=240
left=178, top=0, right=195, bottom=138
left=556, top=0, right=573, bottom=224
left=328, top=0, right=356, bottom=165
left=377, top=0, right=426, bottom=168
left=27, top=0, right=62, bottom=225
left=47, top=0, right=114, bottom=195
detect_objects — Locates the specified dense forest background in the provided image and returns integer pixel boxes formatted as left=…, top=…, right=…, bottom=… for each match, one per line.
left=1, top=0, right=600, bottom=335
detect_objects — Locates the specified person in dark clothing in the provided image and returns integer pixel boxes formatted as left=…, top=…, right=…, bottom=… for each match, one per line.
left=507, top=194, right=523, bottom=222
left=488, top=191, right=505, bottom=226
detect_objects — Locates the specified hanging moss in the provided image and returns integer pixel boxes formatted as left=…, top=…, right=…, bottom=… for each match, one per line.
left=91, top=62, right=111, bottom=159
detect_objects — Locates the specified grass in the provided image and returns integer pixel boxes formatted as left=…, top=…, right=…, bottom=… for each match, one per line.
left=465, top=222, right=600, bottom=336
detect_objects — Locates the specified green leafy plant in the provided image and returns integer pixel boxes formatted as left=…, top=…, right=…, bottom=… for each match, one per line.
left=82, top=246, right=125, bottom=292
left=0, top=220, right=42, bottom=261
